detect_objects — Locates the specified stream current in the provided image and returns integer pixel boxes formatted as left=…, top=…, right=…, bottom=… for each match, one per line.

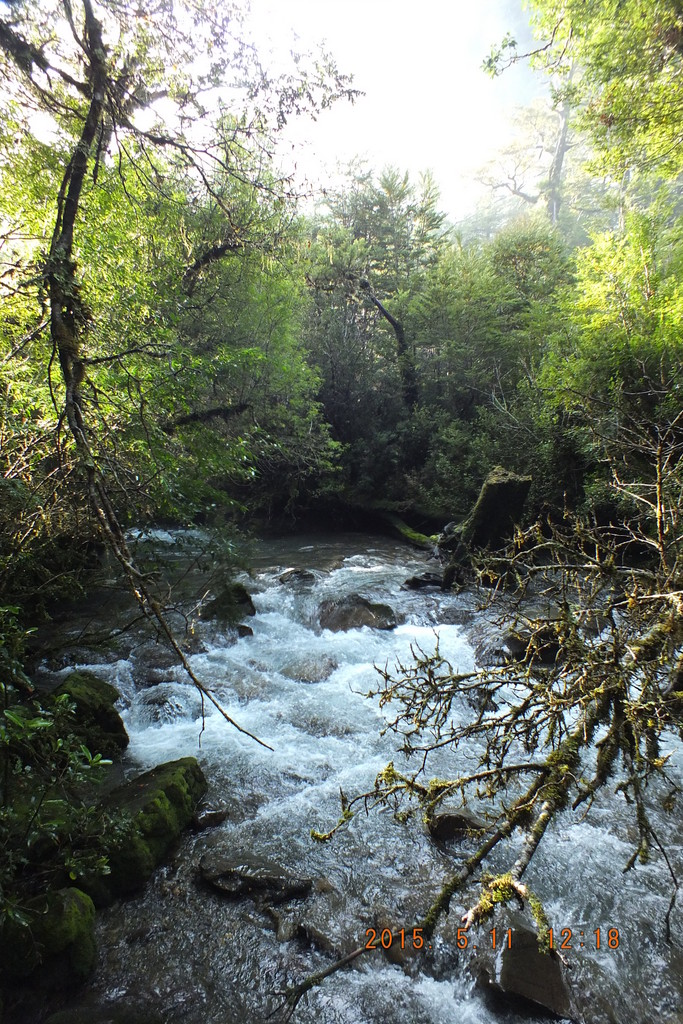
left=39, top=532, right=682, bottom=1024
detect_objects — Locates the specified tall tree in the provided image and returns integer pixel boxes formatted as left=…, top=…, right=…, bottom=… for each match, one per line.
left=0, top=0, right=354, bottom=733
left=489, top=0, right=683, bottom=187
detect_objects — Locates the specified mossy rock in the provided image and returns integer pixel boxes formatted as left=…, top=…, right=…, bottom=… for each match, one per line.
left=469, top=910, right=576, bottom=1020
left=1, top=887, right=96, bottom=986
left=53, top=670, right=129, bottom=759
left=90, top=757, right=207, bottom=901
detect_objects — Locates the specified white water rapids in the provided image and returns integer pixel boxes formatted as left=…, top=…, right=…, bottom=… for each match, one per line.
left=41, top=532, right=682, bottom=1024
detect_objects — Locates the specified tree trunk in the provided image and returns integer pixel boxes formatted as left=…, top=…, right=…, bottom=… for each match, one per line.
left=360, top=279, right=418, bottom=408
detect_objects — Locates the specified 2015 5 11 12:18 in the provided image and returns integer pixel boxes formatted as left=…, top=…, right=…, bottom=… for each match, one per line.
left=364, top=926, right=621, bottom=952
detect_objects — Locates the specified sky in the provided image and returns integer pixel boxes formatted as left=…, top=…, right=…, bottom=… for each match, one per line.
left=244, top=0, right=547, bottom=220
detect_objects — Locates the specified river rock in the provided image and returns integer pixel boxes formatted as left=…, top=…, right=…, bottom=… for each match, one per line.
left=83, top=757, right=207, bottom=904
left=268, top=883, right=357, bottom=956
left=192, top=799, right=229, bottom=830
left=319, top=595, right=397, bottom=632
left=427, top=809, right=486, bottom=842
left=137, top=682, right=203, bottom=724
left=0, top=887, right=97, bottom=987
left=403, top=572, right=443, bottom=590
left=469, top=913, right=576, bottom=1021
left=504, top=623, right=564, bottom=666
left=199, top=850, right=313, bottom=902
left=202, top=582, right=256, bottom=623
left=280, top=654, right=338, bottom=683
left=52, top=670, right=129, bottom=759
left=279, top=568, right=316, bottom=584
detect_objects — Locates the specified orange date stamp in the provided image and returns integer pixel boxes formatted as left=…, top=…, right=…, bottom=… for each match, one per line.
left=365, top=926, right=620, bottom=952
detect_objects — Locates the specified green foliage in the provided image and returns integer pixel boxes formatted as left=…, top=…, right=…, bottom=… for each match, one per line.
left=502, top=0, right=683, bottom=187
left=0, top=611, right=120, bottom=939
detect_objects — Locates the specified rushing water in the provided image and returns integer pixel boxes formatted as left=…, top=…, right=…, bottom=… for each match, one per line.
left=36, top=533, right=682, bottom=1024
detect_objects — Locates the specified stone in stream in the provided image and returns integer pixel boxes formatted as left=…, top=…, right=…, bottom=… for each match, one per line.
left=1, top=886, right=97, bottom=987
left=192, top=799, right=229, bottom=830
left=138, top=682, right=203, bottom=724
left=503, top=623, right=565, bottom=666
left=319, top=594, right=397, bottom=632
left=202, top=581, right=256, bottom=623
left=468, top=912, right=578, bottom=1022
left=199, top=850, right=313, bottom=902
left=52, top=670, right=129, bottom=760
left=426, top=808, right=486, bottom=842
left=268, top=883, right=360, bottom=958
left=403, top=572, right=443, bottom=590
left=279, top=567, right=317, bottom=584
left=279, top=653, right=338, bottom=683
left=82, top=757, right=207, bottom=904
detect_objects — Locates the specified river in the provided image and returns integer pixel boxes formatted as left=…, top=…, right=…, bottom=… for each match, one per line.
left=35, top=531, right=683, bottom=1024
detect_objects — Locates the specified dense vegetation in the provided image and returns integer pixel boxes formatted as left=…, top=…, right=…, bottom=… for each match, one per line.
left=1, top=0, right=682, bottom=998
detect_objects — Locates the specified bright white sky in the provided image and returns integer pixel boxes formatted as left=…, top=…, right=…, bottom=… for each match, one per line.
left=244, top=0, right=545, bottom=220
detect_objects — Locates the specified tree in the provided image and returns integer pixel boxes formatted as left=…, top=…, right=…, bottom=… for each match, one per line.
left=0, top=0, right=354, bottom=731
left=303, top=166, right=448, bottom=502
left=488, top=0, right=683, bottom=187
left=478, top=97, right=573, bottom=223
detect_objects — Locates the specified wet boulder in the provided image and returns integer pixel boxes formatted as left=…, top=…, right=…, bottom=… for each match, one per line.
left=503, top=623, right=565, bottom=666
left=85, top=757, right=207, bottom=903
left=426, top=808, right=486, bottom=843
left=199, top=850, right=313, bottom=902
left=279, top=653, right=338, bottom=683
left=279, top=568, right=316, bottom=585
left=192, top=799, right=229, bottom=830
left=403, top=572, right=443, bottom=590
left=469, top=912, right=577, bottom=1021
left=1, top=887, right=97, bottom=987
left=52, top=670, right=129, bottom=759
left=202, top=582, right=255, bottom=623
left=268, top=882, right=359, bottom=957
left=137, top=682, right=203, bottom=725
left=319, top=595, right=397, bottom=632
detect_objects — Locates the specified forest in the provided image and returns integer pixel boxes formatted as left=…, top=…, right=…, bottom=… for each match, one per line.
left=1, top=1, right=682, bottom=1022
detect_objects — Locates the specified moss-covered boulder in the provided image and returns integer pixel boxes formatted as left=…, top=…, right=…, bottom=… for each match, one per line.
left=53, top=670, right=128, bottom=759
left=426, top=808, right=486, bottom=842
left=86, top=757, right=207, bottom=902
left=1, top=887, right=96, bottom=987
